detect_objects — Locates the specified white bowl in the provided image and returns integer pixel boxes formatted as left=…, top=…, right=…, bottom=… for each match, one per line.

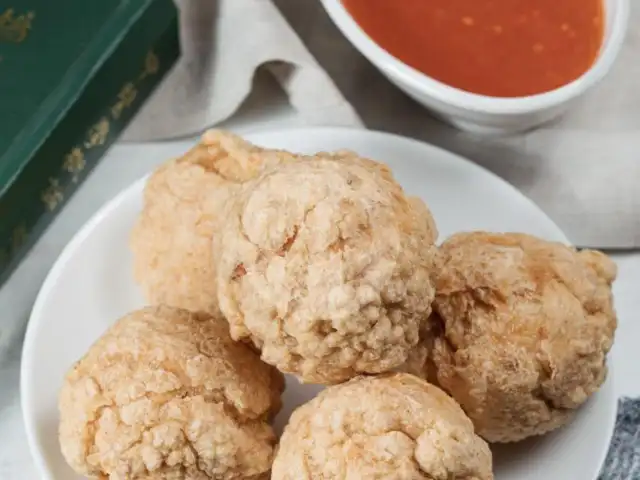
left=320, top=0, right=630, bottom=135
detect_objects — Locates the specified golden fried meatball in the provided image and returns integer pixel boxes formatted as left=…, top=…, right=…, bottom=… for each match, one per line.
left=58, top=306, right=284, bottom=479
left=427, top=232, right=617, bottom=443
left=130, top=130, right=296, bottom=316
left=215, top=156, right=439, bottom=384
left=272, top=373, right=493, bottom=480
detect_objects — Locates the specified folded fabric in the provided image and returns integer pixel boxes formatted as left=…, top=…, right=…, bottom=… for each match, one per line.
left=599, top=397, right=640, bottom=479
left=123, top=0, right=361, bottom=141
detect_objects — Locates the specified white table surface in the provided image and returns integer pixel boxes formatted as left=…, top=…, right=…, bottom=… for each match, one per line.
left=1, top=78, right=638, bottom=480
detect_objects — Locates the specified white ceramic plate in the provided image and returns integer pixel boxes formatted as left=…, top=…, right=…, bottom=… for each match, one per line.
left=21, top=127, right=615, bottom=480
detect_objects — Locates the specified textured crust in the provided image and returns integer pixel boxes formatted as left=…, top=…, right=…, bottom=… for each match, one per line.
left=272, top=373, right=493, bottom=480
left=58, top=305, right=285, bottom=479
left=130, top=130, right=296, bottom=316
left=428, top=232, right=617, bottom=443
left=215, top=155, right=439, bottom=384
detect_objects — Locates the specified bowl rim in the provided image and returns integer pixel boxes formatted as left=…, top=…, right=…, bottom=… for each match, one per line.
left=320, top=0, right=630, bottom=115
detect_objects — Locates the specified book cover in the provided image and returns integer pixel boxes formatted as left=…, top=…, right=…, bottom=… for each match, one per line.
left=0, top=0, right=180, bottom=286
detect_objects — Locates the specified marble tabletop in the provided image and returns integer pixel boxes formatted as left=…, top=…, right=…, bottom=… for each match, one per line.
left=1, top=78, right=639, bottom=479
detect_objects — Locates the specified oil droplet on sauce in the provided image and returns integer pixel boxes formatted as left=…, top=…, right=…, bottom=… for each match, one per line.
left=342, top=0, right=604, bottom=97
left=462, top=16, right=475, bottom=26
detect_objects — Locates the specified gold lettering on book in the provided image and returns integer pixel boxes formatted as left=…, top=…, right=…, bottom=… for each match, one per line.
left=0, top=9, right=35, bottom=43
left=109, top=50, right=160, bottom=120
left=138, top=51, right=159, bottom=81
left=11, top=223, right=27, bottom=252
left=44, top=48, right=163, bottom=216
left=111, top=83, right=138, bottom=120
left=63, top=147, right=86, bottom=183
left=84, top=117, right=110, bottom=148
left=41, top=178, right=63, bottom=211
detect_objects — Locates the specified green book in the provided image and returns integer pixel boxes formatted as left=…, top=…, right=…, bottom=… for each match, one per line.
left=0, top=0, right=180, bottom=286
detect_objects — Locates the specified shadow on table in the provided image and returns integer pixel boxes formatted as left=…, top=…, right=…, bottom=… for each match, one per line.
left=0, top=331, right=24, bottom=413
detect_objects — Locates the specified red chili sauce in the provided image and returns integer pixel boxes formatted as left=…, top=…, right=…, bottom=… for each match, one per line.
left=343, top=0, right=605, bottom=97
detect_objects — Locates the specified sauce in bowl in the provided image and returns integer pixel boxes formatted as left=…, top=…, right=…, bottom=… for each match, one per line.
left=342, top=0, right=604, bottom=98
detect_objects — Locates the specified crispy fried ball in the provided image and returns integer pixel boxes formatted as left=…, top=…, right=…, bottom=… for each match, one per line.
left=215, top=156, right=439, bottom=384
left=130, top=130, right=296, bottom=316
left=58, top=305, right=285, bottom=479
left=271, top=373, right=493, bottom=480
left=427, top=232, right=617, bottom=443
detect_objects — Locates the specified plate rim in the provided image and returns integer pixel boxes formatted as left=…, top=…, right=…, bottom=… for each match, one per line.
left=20, top=126, right=616, bottom=479
left=20, top=173, right=150, bottom=480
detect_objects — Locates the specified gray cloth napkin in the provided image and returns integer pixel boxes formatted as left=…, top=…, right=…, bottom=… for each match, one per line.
left=274, top=0, right=640, bottom=249
left=599, top=398, right=640, bottom=479
left=123, top=0, right=362, bottom=142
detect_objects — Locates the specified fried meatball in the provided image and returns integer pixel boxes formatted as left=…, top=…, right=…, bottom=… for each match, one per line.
left=58, top=305, right=285, bottom=479
left=428, top=232, right=617, bottom=443
left=272, top=373, right=493, bottom=480
left=130, top=130, right=296, bottom=316
left=215, top=156, right=439, bottom=384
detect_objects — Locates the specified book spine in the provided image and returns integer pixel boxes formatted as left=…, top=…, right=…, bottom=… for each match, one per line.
left=0, top=4, right=179, bottom=286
